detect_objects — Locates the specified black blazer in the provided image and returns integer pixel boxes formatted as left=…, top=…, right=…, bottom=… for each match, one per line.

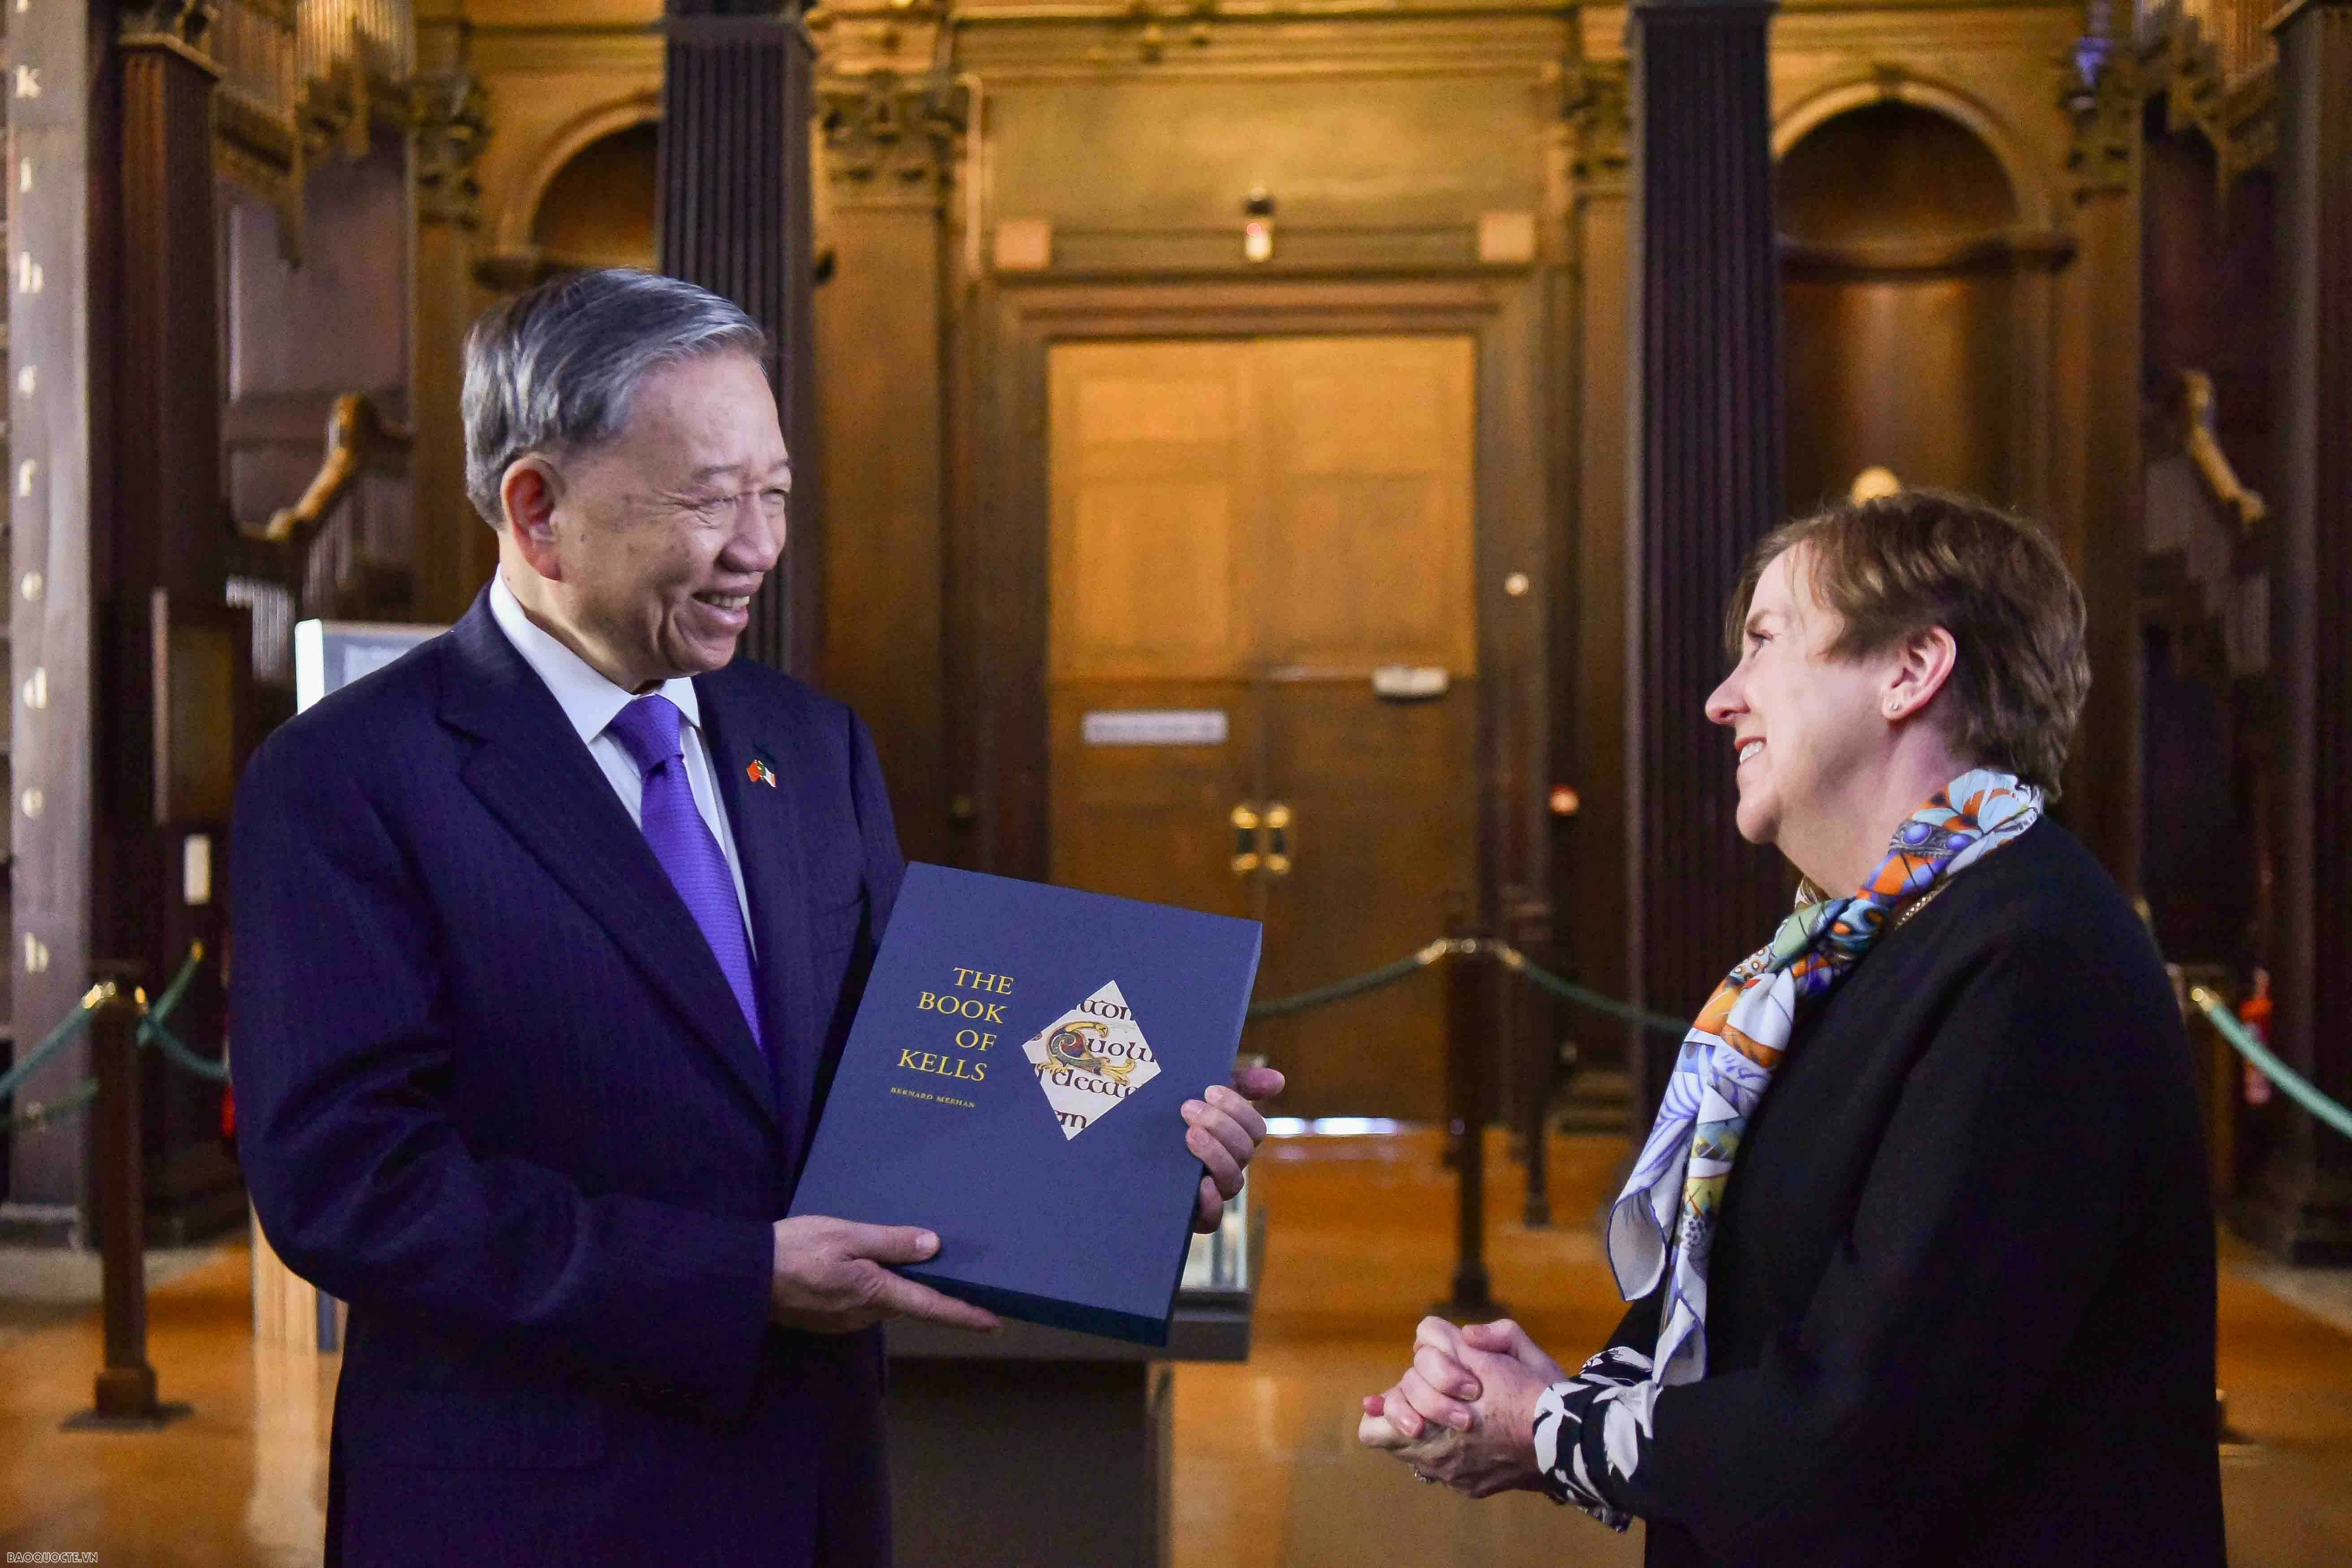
left=232, top=592, right=904, bottom=1567
left=1609, top=821, right=2225, bottom=1567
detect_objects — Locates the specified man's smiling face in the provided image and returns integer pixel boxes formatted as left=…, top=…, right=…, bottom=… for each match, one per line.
left=526, top=350, right=790, bottom=689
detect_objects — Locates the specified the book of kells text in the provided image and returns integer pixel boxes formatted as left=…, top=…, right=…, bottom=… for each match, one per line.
left=788, top=863, right=1263, bottom=1344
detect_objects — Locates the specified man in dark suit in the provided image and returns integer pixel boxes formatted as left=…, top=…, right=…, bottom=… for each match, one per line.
left=231, top=269, right=1283, bottom=1566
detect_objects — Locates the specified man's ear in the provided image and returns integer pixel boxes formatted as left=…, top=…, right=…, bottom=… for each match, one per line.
left=500, top=458, right=564, bottom=582
left=1883, top=626, right=1958, bottom=723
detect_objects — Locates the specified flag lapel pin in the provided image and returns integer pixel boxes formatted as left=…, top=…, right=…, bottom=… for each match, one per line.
left=746, top=751, right=778, bottom=789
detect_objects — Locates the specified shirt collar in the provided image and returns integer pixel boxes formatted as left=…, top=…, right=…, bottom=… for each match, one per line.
left=487, top=572, right=704, bottom=749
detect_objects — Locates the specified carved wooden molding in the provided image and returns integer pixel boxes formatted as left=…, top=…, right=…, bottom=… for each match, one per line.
left=410, top=69, right=491, bottom=230
left=944, top=3, right=1577, bottom=81
left=818, top=68, right=970, bottom=203
left=1563, top=56, right=1629, bottom=190
left=119, top=0, right=221, bottom=52
left=2064, top=33, right=2143, bottom=195
left=2141, top=15, right=2278, bottom=197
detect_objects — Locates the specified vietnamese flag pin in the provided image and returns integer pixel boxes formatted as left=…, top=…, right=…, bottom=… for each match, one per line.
left=747, top=757, right=777, bottom=788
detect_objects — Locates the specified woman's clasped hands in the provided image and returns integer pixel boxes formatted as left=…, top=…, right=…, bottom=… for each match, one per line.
left=1358, top=1316, right=1566, bottom=1497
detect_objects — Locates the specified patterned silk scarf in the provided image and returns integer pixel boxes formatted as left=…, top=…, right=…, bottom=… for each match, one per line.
left=1533, top=768, right=2042, bottom=1525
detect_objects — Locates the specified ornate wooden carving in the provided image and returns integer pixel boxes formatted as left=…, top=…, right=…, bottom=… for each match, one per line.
left=819, top=69, right=968, bottom=205
left=1624, top=0, right=1787, bottom=1112
left=410, top=69, right=489, bottom=231
left=1564, top=56, right=1631, bottom=192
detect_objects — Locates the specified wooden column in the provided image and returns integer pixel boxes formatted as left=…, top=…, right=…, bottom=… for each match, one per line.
left=93, top=8, right=240, bottom=1243
left=2245, top=0, right=2352, bottom=1263
left=814, top=68, right=963, bottom=866
left=1564, top=58, right=1637, bottom=1110
left=1623, top=0, right=1785, bottom=1115
left=660, top=0, right=823, bottom=678
left=408, top=3, right=491, bottom=625
left=113, top=18, right=223, bottom=606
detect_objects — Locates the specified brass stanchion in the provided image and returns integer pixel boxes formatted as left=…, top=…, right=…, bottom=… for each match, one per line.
left=64, top=972, right=191, bottom=1431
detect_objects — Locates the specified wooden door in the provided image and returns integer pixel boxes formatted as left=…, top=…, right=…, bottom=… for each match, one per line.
left=1049, top=336, right=1477, bottom=1120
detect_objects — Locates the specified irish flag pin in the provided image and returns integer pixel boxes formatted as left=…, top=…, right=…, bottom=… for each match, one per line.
left=747, top=757, right=777, bottom=788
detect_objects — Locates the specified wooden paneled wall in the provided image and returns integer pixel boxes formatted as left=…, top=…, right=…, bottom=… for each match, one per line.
left=437, top=0, right=2172, bottom=1106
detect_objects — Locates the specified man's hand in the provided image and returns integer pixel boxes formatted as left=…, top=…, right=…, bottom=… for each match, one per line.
left=1356, top=1317, right=1562, bottom=1498
left=1188, top=1064, right=1286, bottom=1231
left=768, top=1215, right=1002, bottom=1334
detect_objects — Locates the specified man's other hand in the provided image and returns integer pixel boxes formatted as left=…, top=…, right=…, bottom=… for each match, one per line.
left=1188, top=1064, right=1286, bottom=1231
left=768, top=1215, right=1002, bottom=1334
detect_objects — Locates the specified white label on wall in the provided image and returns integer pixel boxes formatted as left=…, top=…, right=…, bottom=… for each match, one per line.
left=183, top=834, right=213, bottom=907
left=1081, top=709, right=1228, bottom=747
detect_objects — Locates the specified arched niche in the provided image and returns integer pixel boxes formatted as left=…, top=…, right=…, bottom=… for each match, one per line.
left=1777, top=97, right=2066, bottom=516
left=530, top=121, right=660, bottom=273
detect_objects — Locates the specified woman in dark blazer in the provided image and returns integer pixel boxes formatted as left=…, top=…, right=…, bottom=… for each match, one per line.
left=1359, top=491, right=2225, bottom=1567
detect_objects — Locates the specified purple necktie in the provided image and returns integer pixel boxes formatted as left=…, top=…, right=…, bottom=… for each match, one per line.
left=605, top=695, right=764, bottom=1056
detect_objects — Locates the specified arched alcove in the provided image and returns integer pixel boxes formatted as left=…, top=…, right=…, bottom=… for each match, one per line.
left=1779, top=100, right=2027, bottom=513
left=530, top=122, right=659, bottom=272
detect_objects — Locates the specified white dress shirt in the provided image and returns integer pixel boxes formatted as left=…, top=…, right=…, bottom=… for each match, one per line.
left=488, top=573, right=756, bottom=953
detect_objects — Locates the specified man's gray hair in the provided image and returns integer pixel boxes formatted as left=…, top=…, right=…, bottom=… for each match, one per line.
left=461, top=268, right=768, bottom=526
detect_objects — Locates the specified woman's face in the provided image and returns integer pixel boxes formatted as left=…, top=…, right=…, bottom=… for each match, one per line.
left=1705, top=544, right=1893, bottom=877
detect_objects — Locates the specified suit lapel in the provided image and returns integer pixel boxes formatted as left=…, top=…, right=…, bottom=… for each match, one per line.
left=697, top=677, right=821, bottom=1153
left=438, top=597, right=781, bottom=1130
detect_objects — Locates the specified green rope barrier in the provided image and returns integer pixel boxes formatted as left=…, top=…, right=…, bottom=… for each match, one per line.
left=2189, top=986, right=2352, bottom=1144
left=1242, top=935, right=1694, bottom=1036
left=137, top=946, right=229, bottom=1085
left=1246, top=939, right=1460, bottom=1021
left=9, top=1075, right=98, bottom=1133
left=0, top=981, right=108, bottom=1103
left=1484, top=941, right=1693, bottom=1037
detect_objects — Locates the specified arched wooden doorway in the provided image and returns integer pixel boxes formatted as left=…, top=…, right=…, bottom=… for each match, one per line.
left=1778, top=99, right=2043, bottom=513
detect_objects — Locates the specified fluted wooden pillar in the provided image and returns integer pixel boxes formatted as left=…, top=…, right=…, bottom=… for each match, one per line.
left=659, top=0, right=822, bottom=678
left=114, top=22, right=223, bottom=606
left=1623, top=0, right=1786, bottom=1116
left=2246, top=0, right=2352, bottom=1263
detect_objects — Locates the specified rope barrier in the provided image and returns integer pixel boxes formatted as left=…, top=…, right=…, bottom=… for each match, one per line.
left=137, top=946, right=228, bottom=1085
left=1482, top=941, right=1693, bottom=1036
left=1245, top=938, right=1463, bottom=1020
left=9, top=1076, right=98, bottom=1134
left=1244, top=931, right=2352, bottom=1142
left=2190, top=986, right=2352, bottom=1144
left=1244, top=934, right=1691, bottom=1036
left=0, top=981, right=108, bottom=1103
left=0, top=947, right=226, bottom=1135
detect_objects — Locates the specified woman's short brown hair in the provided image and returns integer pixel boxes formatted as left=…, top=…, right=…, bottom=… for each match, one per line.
left=1725, top=490, right=2091, bottom=795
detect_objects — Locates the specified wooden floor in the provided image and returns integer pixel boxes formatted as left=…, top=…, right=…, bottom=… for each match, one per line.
left=2, top=1130, right=2348, bottom=1565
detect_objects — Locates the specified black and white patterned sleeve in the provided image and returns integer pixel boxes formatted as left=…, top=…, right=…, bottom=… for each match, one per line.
left=1530, top=1345, right=1658, bottom=1531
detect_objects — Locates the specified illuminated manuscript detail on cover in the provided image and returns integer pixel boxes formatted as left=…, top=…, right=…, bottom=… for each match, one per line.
left=1024, top=981, right=1161, bottom=1139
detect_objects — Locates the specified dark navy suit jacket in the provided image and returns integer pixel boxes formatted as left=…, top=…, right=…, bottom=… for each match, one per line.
left=232, top=591, right=903, bottom=1567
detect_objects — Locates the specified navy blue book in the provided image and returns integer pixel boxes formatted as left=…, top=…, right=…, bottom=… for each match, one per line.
left=788, top=863, right=1263, bottom=1345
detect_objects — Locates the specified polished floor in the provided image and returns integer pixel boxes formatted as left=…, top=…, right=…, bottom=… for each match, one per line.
left=1, top=1130, right=2348, bottom=1565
